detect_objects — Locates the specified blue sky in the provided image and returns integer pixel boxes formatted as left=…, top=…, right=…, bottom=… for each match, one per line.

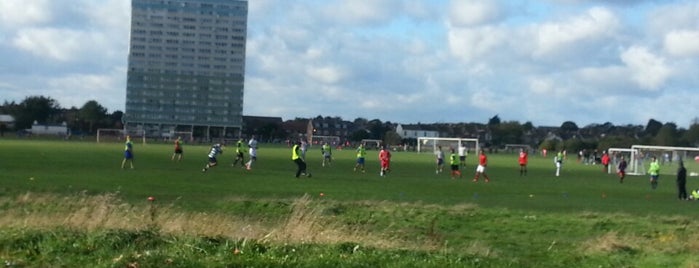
left=1, top=0, right=698, bottom=127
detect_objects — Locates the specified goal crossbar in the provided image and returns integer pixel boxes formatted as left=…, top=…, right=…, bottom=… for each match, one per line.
left=417, top=137, right=479, bottom=153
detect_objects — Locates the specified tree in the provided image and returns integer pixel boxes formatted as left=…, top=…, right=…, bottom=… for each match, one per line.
left=13, top=96, right=62, bottom=129
left=488, top=115, right=500, bottom=126
left=654, top=122, right=678, bottom=146
left=383, top=131, right=402, bottom=146
left=644, top=119, right=663, bottom=138
left=79, top=100, right=108, bottom=134
left=682, top=123, right=699, bottom=147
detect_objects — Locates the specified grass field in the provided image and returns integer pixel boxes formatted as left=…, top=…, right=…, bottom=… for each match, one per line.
left=2, top=138, right=699, bottom=267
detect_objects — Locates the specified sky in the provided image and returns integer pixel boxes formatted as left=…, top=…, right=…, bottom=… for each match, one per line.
left=1, top=0, right=698, bottom=128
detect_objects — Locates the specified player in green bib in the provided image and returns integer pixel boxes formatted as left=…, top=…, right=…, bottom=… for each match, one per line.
left=354, top=143, right=366, bottom=173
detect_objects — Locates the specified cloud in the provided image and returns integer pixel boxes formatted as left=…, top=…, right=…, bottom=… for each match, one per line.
left=448, top=0, right=502, bottom=27
left=664, top=30, right=699, bottom=57
left=620, top=46, right=671, bottom=90
left=305, top=65, right=347, bottom=84
left=447, top=26, right=506, bottom=62
left=12, top=28, right=85, bottom=61
left=0, top=0, right=52, bottom=28
left=531, top=7, right=620, bottom=58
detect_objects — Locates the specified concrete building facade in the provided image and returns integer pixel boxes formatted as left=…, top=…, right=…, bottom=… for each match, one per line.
left=124, top=0, right=248, bottom=139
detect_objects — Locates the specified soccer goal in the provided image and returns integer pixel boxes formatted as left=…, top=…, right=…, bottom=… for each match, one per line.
left=96, top=128, right=124, bottom=143
left=361, top=139, right=382, bottom=149
left=627, top=145, right=699, bottom=176
left=171, top=131, right=194, bottom=142
left=607, top=148, right=639, bottom=175
left=312, top=135, right=340, bottom=146
left=504, top=144, right=533, bottom=154
left=417, top=137, right=479, bottom=154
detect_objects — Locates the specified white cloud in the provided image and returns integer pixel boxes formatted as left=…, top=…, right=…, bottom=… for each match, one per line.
left=322, top=0, right=397, bottom=26
left=531, top=7, right=619, bottom=57
left=620, top=46, right=672, bottom=91
left=0, top=0, right=52, bottom=28
left=12, top=28, right=85, bottom=61
left=447, top=26, right=506, bottom=62
left=448, top=0, right=502, bottom=27
left=305, top=65, right=347, bottom=84
left=528, top=77, right=556, bottom=95
left=664, top=30, right=699, bottom=57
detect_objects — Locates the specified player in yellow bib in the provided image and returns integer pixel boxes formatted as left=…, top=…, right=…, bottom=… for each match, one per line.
left=353, top=143, right=366, bottom=173
left=292, top=141, right=311, bottom=178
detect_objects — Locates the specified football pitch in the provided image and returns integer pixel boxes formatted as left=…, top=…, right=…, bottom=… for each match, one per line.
left=2, top=139, right=697, bottom=215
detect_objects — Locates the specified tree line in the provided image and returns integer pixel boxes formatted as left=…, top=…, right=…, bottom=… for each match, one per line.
left=2, top=96, right=699, bottom=153
left=0, top=96, right=122, bottom=136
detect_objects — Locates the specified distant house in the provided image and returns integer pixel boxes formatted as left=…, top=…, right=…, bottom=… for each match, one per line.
left=0, top=114, right=15, bottom=129
left=242, top=115, right=283, bottom=141
left=395, top=124, right=439, bottom=139
left=29, top=121, right=69, bottom=136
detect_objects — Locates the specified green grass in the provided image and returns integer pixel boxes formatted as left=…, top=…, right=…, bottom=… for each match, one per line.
left=2, top=138, right=699, bottom=267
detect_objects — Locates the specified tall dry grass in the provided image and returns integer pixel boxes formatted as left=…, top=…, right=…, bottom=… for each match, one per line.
left=0, top=192, right=408, bottom=250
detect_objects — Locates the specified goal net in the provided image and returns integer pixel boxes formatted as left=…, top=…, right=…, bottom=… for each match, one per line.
left=361, top=139, right=382, bottom=149
left=170, top=131, right=194, bottom=142
left=96, top=128, right=123, bottom=143
left=417, top=137, right=479, bottom=154
left=607, top=148, right=639, bottom=175
left=627, top=145, right=699, bottom=176
left=312, top=135, right=340, bottom=146
left=504, top=144, right=533, bottom=154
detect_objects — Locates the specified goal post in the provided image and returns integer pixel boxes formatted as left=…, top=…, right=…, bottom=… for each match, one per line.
left=360, top=139, right=382, bottom=149
left=96, top=128, right=123, bottom=143
left=627, top=145, right=699, bottom=176
left=417, top=137, right=479, bottom=154
left=312, top=135, right=340, bottom=146
left=607, top=148, right=639, bottom=175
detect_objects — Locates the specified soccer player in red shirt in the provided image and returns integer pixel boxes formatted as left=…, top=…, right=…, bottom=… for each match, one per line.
left=519, top=148, right=528, bottom=176
left=379, top=145, right=391, bottom=176
left=601, top=151, right=610, bottom=173
left=473, top=149, right=490, bottom=183
left=172, top=136, right=183, bottom=162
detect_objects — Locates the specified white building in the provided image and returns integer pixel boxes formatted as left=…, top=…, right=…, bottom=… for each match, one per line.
left=29, top=121, right=69, bottom=136
left=395, top=124, right=439, bottom=139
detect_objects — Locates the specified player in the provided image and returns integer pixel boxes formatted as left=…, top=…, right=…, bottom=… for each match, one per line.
left=617, top=156, right=627, bottom=183
left=518, top=148, right=528, bottom=176
left=601, top=151, right=610, bottom=173
left=292, top=141, right=311, bottom=178
left=231, top=138, right=245, bottom=167
left=458, top=144, right=468, bottom=168
left=121, top=135, right=134, bottom=169
left=554, top=150, right=564, bottom=177
left=245, top=135, right=258, bottom=170
left=321, top=142, right=332, bottom=167
left=449, top=148, right=461, bottom=179
left=354, top=143, right=366, bottom=173
left=648, top=156, right=660, bottom=189
left=435, top=146, right=445, bottom=174
left=379, top=145, right=391, bottom=176
left=202, top=143, right=224, bottom=172
left=172, top=136, right=183, bottom=161
left=473, top=149, right=490, bottom=183
left=677, top=160, right=688, bottom=200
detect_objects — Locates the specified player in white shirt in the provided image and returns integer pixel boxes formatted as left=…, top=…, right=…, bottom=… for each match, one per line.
left=245, top=135, right=258, bottom=170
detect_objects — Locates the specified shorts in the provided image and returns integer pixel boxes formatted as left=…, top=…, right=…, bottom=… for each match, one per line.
left=124, top=151, right=133, bottom=159
left=459, top=156, right=466, bottom=161
left=381, top=160, right=390, bottom=169
left=208, top=157, right=218, bottom=165
left=519, top=163, right=526, bottom=167
left=356, top=157, right=365, bottom=165
left=451, top=164, right=459, bottom=171
left=175, top=148, right=183, bottom=154
left=650, top=175, right=659, bottom=181
left=437, top=159, right=444, bottom=165
left=476, top=165, right=486, bottom=173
